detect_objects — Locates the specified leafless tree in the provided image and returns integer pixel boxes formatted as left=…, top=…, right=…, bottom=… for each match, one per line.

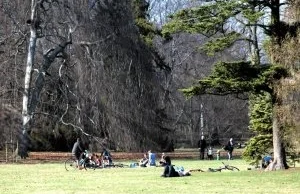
left=148, top=0, right=204, bottom=26
left=154, top=33, right=249, bottom=147
left=0, top=0, right=251, bottom=153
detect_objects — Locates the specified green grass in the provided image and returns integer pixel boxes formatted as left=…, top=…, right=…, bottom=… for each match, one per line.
left=0, top=159, right=299, bottom=194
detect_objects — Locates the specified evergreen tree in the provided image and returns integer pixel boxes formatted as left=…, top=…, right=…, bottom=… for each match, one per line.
left=132, top=0, right=170, bottom=70
left=162, top=0, right=300, bottom=169
left=132, top=0, right=157, bottom=46
left=242, top=93, right=273, bottom=165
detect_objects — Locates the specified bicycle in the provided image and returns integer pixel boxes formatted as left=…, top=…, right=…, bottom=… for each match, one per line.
left=208, top=162, right=240, bottom=172
left=105, top=163, right=129, bottom=168
left=98, top=155, right=129, bottom=168
left=100, top=159, right=129, bottom=168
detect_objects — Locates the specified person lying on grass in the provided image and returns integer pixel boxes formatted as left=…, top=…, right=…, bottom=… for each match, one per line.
left=161, top=156, right=191, bottom=177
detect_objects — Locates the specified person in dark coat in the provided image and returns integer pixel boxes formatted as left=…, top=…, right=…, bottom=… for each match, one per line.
left=198, top=136, right=207, bottom=160
left=226, top=138, right=234, bottom=160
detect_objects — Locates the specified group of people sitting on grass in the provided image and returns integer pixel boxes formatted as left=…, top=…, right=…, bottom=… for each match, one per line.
left=72, top=138, right=113, bottom=169
left=139, top=150, right=158, bottom=167
left=77, top=148, right=113, bottom=169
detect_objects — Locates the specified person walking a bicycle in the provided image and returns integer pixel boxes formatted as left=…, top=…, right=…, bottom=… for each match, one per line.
left=72, top=138, right=84, bottom=166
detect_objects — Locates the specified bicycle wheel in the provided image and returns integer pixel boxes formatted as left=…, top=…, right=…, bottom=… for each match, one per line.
left=82, top=158, right=94, bottom=170
left=65, top=158, right=77, bottom=171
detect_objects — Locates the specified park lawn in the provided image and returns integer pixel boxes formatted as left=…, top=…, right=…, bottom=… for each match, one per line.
left=0, top=159, right=299, bottom=194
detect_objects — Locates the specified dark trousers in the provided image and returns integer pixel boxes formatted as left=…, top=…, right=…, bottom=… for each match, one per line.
left=228, top=151, right=233, bottom=160
left=200, top=151, right=205, bottom=160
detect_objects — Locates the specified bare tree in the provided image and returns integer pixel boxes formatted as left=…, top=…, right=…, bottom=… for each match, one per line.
left=154, top=33, right=249, bottom=147
left=148, top=0, right=204, bottom=26
left=18, top=0, right=80, bottom=157
left=0, top=0, right=252, bottom=153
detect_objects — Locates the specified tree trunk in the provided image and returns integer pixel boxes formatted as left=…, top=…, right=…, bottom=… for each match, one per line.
left=266, top=114, right=285, bottom=170
left=19, top=0, right=38, bottom=158
left=18, top=0, right=73, bottom=157
left=266, top=0, right=288, bottom=170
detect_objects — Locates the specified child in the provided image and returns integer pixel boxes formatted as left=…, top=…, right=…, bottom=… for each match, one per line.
left=216, top=150, right=220, bottom=160
left=207, top=147, right=213, bottom=160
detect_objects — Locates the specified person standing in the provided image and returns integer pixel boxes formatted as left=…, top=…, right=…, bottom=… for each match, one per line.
left=198, top=136, right=207, bottom=160
left=227, top=138, right=234, bottom=160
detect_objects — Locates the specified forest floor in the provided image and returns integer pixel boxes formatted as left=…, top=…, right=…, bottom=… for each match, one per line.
left=0, top=148, right=244, bottom=164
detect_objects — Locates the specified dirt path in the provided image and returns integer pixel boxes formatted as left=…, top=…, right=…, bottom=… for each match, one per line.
left=1, top=149, right=243, bottom=164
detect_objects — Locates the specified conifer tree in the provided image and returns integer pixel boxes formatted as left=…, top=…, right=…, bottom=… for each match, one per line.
left=163, top=0, right=300, bottom=169
left=242, top=93, right=273, bottom=165
left=132, top=0, right=170, bottom=70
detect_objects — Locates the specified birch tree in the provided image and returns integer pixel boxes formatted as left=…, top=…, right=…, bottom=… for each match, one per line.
left=19, top=0, right=76, bottom=157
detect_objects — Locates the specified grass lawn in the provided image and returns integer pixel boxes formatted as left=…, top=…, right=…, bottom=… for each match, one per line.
left=0, top=159, right=299, bottom=194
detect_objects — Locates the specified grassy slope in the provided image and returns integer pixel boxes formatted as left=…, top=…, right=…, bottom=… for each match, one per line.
left=0, top=159, right=299, bottom=194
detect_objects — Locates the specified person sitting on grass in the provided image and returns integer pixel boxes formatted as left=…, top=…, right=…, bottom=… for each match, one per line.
left=91, top=153, right=101, bottom=166
left=261, top=154, right=273, bottom=169
left=148, top=150, right=156, bottom=166
left=139, top=153, right=149, bottom=167
left=101, top=148, right=113, bottom=165
left=159, top=153, right=167, bottom=166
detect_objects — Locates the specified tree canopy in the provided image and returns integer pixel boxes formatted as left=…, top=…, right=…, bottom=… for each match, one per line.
left=180, top=61, right=288, bottom=98
left=162, top=0, right=300, bottom=170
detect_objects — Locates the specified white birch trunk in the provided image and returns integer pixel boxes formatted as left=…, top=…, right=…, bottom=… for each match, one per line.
left=19, top=0, right=38, bottom=158
left=19, top=0, right=74, bottom=157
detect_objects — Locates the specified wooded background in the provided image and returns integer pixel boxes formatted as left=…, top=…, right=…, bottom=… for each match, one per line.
left=0, top=0, right=298, bottom=158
